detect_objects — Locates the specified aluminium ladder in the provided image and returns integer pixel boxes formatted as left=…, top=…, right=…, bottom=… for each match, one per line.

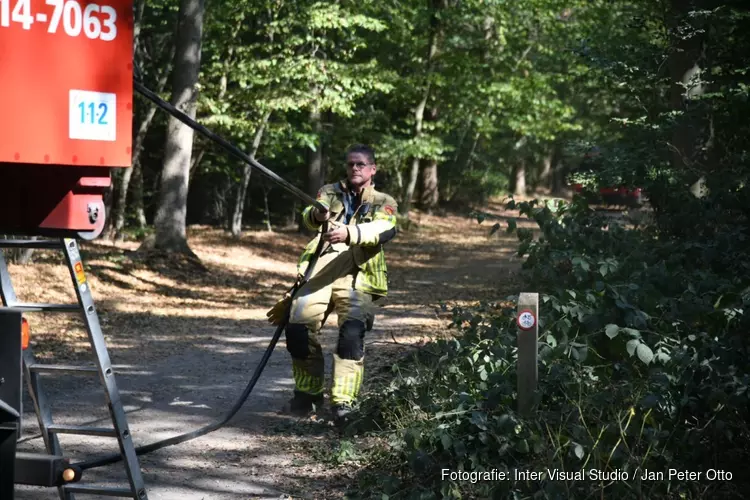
left=0, top=238, right=147, bottom=499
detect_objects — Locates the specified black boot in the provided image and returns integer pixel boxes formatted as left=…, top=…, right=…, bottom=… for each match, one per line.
left=331, top=403, right=353, bottom=427
left=285, top=390, right=324, bottom=416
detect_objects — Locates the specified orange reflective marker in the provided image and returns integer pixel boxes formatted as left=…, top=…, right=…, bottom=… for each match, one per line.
left=0, top=0, right=134, bottom=167
left=62, top=468, right=76, bottom=482
left=21, top=317, right=30, bottom=350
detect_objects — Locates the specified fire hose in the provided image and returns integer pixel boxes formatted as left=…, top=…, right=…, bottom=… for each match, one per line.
left=74, top=78, right=330, bottom=472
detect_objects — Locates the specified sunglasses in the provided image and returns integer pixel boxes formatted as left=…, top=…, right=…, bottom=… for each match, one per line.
left=347, top=162, right=372, bottom=169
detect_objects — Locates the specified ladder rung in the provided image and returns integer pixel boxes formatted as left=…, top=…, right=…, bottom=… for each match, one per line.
left=9, top=303, right=80, bottom=312
left=28, top=364, right=99, bottom=374
left=47, top=425, right=117, bottom=437
left=0, top=239, right=64, bottom=249
left=63, top=485, right=137, bottom=497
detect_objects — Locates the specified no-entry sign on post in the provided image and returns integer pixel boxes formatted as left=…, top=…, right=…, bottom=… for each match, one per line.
left=0, top=0, right=133, bottom=167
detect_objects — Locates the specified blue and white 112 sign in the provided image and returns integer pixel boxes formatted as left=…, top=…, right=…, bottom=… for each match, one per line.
left=69, top=89, right=116, bottom=141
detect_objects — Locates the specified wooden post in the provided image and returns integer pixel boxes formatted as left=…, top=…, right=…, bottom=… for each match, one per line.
left=517, top=292, right=539, bottom=417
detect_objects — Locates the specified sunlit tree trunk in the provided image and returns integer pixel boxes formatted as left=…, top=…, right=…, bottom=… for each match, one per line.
left=668, top=0, right=708, bottom=197
left=230, top=111, right=271, bottom=237
left=143, top=0, right=205, bottom=255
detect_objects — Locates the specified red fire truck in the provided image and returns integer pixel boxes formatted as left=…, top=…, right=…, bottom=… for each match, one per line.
left=0, top=0, right=139, bottom=497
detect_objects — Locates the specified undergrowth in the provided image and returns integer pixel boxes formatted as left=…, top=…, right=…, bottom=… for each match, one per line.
left=344, top=197, right=750, bottom=500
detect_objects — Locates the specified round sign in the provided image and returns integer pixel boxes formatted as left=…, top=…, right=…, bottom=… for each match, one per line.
left=517, top=309, right=536, bottom=330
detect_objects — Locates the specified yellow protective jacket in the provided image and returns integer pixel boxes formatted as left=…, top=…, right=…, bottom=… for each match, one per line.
left=298, top=179, right=398, bottom=297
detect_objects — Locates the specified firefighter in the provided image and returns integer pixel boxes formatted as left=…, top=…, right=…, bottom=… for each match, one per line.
left=268, top=144, right=398, bottom=425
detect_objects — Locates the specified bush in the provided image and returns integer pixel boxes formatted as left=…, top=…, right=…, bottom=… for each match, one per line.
left=441, top=169, right=509, bottom=206
left=347, top=196, right=750, bottom=500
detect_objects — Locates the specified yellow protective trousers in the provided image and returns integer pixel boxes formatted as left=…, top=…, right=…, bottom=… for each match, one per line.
left=285, top=242, right=373, bottom=406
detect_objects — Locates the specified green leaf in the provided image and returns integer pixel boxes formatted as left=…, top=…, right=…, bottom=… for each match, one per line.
left=622, top=328, right=641, bottom=338
left=573, top=443, right=584, bottom=459
left=599, top=264, right=608, bottom=276
left=441, top=433, right=452, bottom=451
left=516, top=439, right=529, bottom=453
left=490, top=223, right=501, bottom=236
left=636, top=343, right=654, bottom=365
left=571, top=344, right=588, bottom=362
left=605, top=324, right=620, bottom=339
left=471, top=411, right=488, bottom=430
left=656, top=351, right=671, bottom=363
left=453, top=440, right=467, bottom=457
left=626, top=339, right=640, bottom=356
left=507, top=219, right=517, bottom=233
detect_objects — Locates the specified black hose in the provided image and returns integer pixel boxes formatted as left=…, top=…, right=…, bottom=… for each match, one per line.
left=75, top=222, right=329, bottom=471
left=132, top=79, right=327, bottom=214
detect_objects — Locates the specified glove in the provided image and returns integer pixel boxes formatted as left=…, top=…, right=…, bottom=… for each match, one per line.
left=266, top=279, right=300, bottom=325
left=266, top=294, right=292, bottom=325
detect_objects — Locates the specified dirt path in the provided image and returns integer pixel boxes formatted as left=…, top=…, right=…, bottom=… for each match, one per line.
left=11, top=204, right=532, bottom=499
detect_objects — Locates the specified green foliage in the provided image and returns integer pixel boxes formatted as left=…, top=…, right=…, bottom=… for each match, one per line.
left=132, top=0, right=657, bottom=225
left=348, top=195, right=750, bottom=499
left=442, top=169, right=508, bottom=205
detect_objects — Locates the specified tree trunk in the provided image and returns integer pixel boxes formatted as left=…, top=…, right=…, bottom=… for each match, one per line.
left=402, top=0, right=445, bottom=219
left=263, top=183, right=273, bottom=232
left=668, top=0, right=708, bottom=192
left=513, top=160, right=527, bottom=197
left=288, top=200, right=298, bottom=227
left=2, top=235, right=37, bottom=264
left=394, top=169, right=404, bottom=204
left=402, top=81, right=431, bottom=218
left=510, top=136, right=528, bottom=197
left=538, top=147, right=554, bottom=193
left=453, top=123, right=470, bottom=164
left=102, top=170, right=119, bottom=238
left=551, top=143, right=565, bottom=196
left=464, top=132, right=480, bottom=172
left=403, top=157, right=421, bottom=217
left=133, top=0, right=146, bottom=54
left=107, top=0, right=159, bottom=240
left=420, top=104, right=440, bottom=211
left=132, top=161, right=147, bottom=227
left=308, top=106, right=323, bottom=197
left=230, top=110, right=271, bottom=237
left=111, top=166, right=133, bottom=239
left=188, top=146, right=206, bottom=181
left=113, top=61, right=171, bottom=239
left=299, top=106, right=323, bottom=234
left=143, top=0, right=205, bottom=255
left=421, top=160, right=439, bottom=211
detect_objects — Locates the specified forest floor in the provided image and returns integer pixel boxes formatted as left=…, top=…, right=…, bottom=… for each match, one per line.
left=10, top=198, right=548, bottom=499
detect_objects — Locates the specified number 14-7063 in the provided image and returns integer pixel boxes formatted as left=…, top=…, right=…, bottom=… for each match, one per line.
left=0, top=0, right=117, bottom=41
